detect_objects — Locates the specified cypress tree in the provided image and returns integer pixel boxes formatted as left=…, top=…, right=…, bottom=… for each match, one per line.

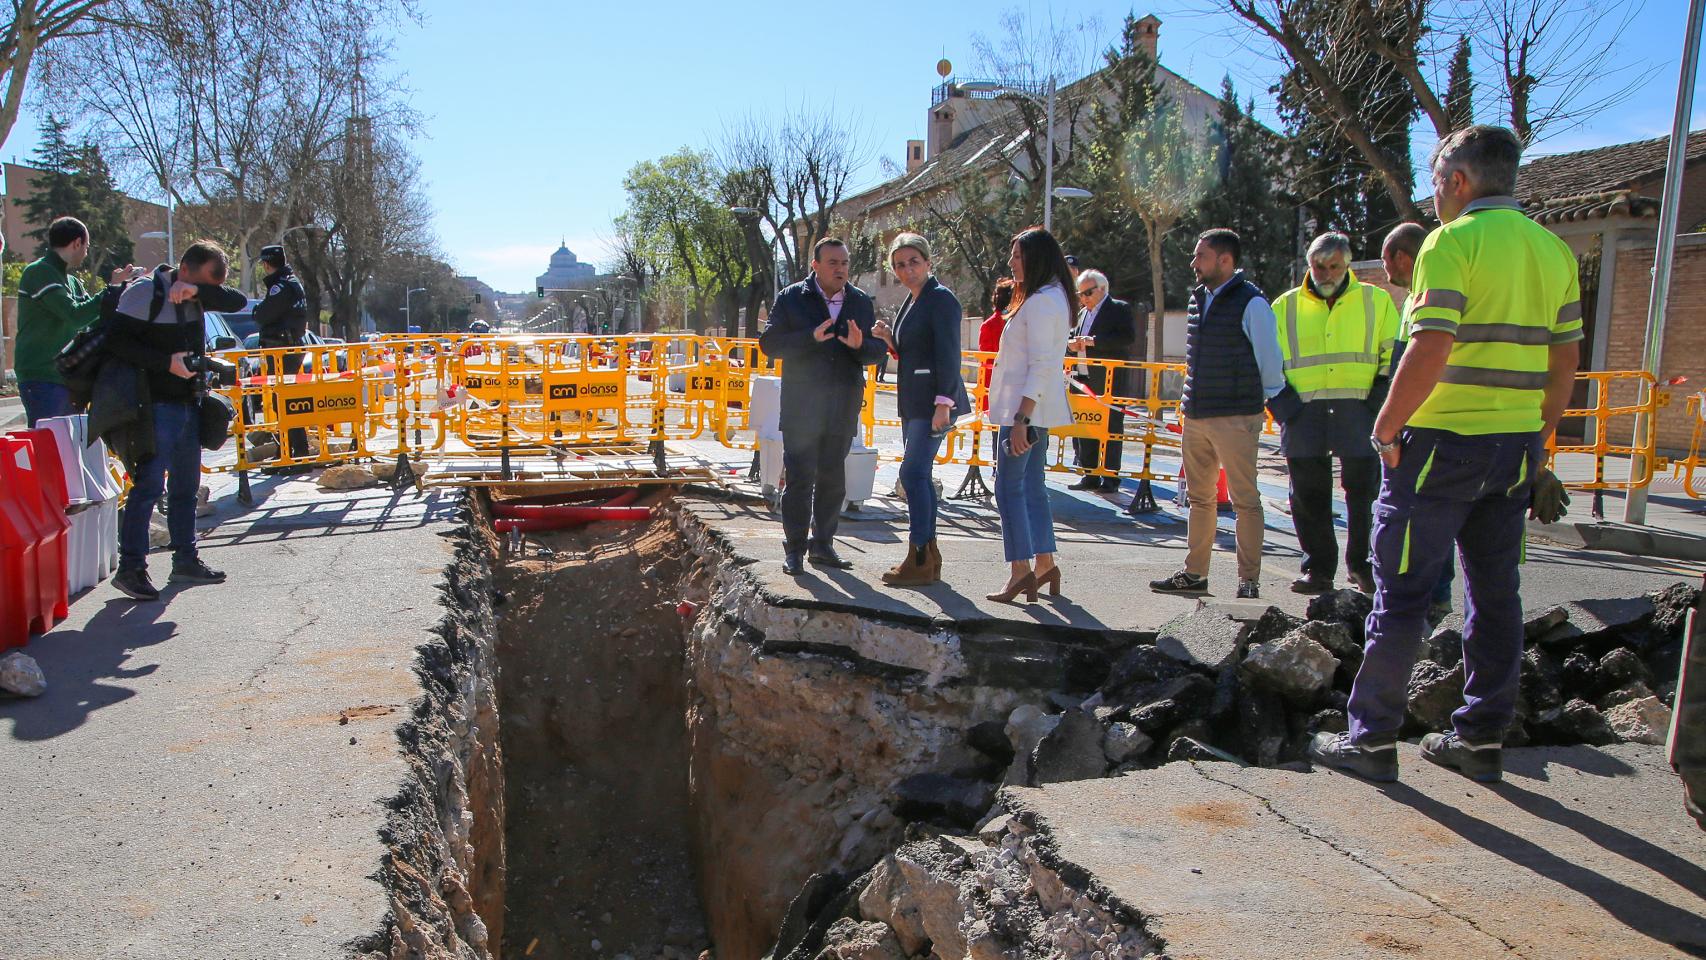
left=1446, top=36, right=1475, bottom=129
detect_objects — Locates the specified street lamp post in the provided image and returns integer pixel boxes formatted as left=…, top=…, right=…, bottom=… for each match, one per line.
left=958, top=77, right=1092, bottom=231
left=402, top=286, right=426, bottom=331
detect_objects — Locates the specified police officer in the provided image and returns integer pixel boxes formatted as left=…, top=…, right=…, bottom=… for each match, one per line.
left=254, top=244, right=310, bottom=463
left=1267, top=231, right=1400, bottom=596
left=1311, top=126, right=1583, bottom=785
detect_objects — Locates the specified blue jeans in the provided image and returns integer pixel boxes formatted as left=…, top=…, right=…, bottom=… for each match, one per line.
left=899, top=418, right=945, bottom=546
left=994, top=425, right=1056, bottom=562
left=119, top=401, right=204, bottom=569
left=1348, top=428, right=1542, bottom=745
left=19, top=381, right=72, bottom=428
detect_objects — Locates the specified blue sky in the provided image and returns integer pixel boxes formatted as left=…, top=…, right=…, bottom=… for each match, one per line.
left=3, top=1, right=1702, bottom=293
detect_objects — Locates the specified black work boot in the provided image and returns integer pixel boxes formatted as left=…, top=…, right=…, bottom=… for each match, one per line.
left=1308, top=732, right=1399, bottom=782
left=1421, top=731, right=1502, bottom=783
left=112, top=566, right=160, bottom=602
left=170, top=556, right=227, bottom=585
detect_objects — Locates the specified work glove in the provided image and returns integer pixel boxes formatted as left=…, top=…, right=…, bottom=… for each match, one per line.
left=1529, top=466, right=1571, bottom=524
left=1265, top=385, right=1304, bottom=424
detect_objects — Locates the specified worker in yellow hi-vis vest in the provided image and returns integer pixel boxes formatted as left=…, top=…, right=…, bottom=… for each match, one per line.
left=1312, top=125, right=1582, bottom=786
left=1266, top=231, right=1400, bottom=598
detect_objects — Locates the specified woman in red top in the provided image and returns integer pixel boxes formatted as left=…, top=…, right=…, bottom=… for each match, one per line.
left=978, top=278, right=1016, bottom=412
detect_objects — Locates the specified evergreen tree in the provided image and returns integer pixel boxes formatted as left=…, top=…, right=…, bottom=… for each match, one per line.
left=20, top=115, right=84, bottom=254
left=74, top=144, right=134, bottom=279
left=19, top=114, right=134, bottom=277
left=1446, top=36, right=1475, bottom=130
left=1275, top=0, right=1416, bottom=258
left=1192, top=79, right=1295, bottom=297
left=1065, top=14, right=1170, bottom=314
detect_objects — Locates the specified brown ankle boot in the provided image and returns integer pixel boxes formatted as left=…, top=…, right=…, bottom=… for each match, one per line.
left=882, top=544, right=935, bottom=586
left=925, top=539, right=943, bottom=580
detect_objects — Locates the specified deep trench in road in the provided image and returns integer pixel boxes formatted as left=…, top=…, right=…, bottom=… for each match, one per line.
left=491, top=500, right=712, bottom=960
left=462, top=491, right=1695, bottom=960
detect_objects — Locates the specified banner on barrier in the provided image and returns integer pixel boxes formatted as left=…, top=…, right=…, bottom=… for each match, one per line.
left=459, top=368, right=545, bottom=402
left=686, top=371, right=749, bottom=401
left=1057, top=392, right=1110, bottom=440
left=542, top=370, right=625, bottom=411
left=278, top=380, right=365, bottom=427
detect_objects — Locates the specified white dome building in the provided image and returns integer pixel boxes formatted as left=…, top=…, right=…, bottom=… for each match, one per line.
left=536, top=241, right=596, bottom=291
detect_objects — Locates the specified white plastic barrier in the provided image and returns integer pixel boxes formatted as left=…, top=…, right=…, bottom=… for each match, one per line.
left=752, top=378, right=786, bottom=500
left=38, top=415, right=120, bottom=593
left=844, top=437, right=878, bottom=508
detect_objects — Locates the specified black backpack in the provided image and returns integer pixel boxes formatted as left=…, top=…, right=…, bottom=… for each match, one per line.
left=55, top=270, right=169, bottom=410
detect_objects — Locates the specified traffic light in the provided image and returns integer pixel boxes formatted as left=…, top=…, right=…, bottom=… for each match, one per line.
left=536, top=286, right=544, bottom=298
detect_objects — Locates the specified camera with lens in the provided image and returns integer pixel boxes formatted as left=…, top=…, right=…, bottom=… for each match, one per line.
left=185, top=353, right=239, bottom=389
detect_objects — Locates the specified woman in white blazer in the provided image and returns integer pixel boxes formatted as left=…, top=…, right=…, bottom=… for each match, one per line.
left=985, top=226, right=1075, bottom=602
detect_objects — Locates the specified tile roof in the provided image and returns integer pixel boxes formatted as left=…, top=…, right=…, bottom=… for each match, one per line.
left=835, top=64, right=1211, bottom=223
left=1515, top=130, right=1706, bottom=203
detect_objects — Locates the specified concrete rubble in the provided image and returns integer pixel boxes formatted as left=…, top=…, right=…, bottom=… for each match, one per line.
left=0, top=651, right=46, bottom=697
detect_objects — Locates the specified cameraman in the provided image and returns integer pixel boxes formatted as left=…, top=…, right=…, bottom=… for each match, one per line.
left=106, top=241, right=247, bottom=602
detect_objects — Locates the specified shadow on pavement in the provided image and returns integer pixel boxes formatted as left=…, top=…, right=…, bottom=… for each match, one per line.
left=1493, top=779, right=1706, bottom=904
left=1381, top=781, right=1706, bottom=956
left=0, top=599, right=177, bottom=742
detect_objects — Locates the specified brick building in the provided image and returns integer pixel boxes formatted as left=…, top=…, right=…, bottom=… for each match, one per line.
left=2, top=161, right=169, bottom=268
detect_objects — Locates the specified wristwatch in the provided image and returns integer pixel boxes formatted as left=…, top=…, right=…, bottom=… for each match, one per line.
left=1013, top=414, right=1031, bottom=426
left=1370, top=434, right=1400, bottom=457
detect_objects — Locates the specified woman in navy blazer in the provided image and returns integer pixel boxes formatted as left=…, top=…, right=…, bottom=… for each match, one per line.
left=872, top=232, right=970, bottom=587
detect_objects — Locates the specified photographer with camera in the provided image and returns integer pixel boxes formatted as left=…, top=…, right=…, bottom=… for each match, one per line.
left=104, top=241, right=247, bottom=602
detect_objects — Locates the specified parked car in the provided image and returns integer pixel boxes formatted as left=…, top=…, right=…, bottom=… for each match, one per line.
left=206, top=299, right=261, bottom=343
left=240, top=331, right=351, bottom=374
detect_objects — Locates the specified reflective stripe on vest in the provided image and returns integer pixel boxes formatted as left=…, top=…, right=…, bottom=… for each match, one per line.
left=1276, top=284, right=1380, bottom=402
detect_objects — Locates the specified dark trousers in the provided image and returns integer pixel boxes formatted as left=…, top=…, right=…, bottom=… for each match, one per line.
left=18, top=381, right=72, bottom=428
left=1288, top=455, right=1379, bottom=580
left=780, top=425, right=855, bottom=552
left=118, top=401, right=203, bottom=568
left=266, top=351, right=309, bottom=458
left=1348, top=428, right=1541, bottom=745
left=1071, top=367, right=1123, bottom=474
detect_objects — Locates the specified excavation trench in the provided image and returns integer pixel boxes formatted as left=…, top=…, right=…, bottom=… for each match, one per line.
left=392, top=491, right=1693, bottom=960
left=474, top=492, right=1133, bottom=960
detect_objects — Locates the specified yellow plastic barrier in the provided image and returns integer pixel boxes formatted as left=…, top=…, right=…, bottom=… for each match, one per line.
left=1546, top=370, right=1667, bottom=491
left=1672, top=393, right=1706, bottom=498
left=198, top=332, right=1680, bottom=506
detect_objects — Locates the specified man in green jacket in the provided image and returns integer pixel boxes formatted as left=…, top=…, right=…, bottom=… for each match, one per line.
left=15, top=216, right=138, bottom=426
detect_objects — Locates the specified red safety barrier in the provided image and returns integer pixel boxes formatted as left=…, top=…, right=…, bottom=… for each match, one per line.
left=0, top=455, right=41, bottom=651
left=0, top=435, right=70, bottom=633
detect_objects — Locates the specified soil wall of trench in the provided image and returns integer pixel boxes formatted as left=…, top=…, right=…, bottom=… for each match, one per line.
left=371, top=491, right=1143, bottom=960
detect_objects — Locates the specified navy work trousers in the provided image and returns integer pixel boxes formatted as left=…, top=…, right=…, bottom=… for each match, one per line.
left=1347, top=427, right=1542, bottom=746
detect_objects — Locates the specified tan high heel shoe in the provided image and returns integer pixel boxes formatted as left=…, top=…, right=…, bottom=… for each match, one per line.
left=1035, top=566, right=1062, bottom=597
left=986, top=571, right=1038, bottom=603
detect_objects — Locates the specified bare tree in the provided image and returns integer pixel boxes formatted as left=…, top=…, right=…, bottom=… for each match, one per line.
left=970, top=7, right=1105, bottom=204
left=1473, top=0, right=1651, bottom=143
left=719, top=105, right=872, bottom=286
left=0, top=1, right=114, bottom=149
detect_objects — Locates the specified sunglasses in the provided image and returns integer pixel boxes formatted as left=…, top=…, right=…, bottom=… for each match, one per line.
left=1077, top=286, right=1097, bottom=295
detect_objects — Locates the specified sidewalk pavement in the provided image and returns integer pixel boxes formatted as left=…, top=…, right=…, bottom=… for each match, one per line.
left=0, top=479, right=461, bottom=959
